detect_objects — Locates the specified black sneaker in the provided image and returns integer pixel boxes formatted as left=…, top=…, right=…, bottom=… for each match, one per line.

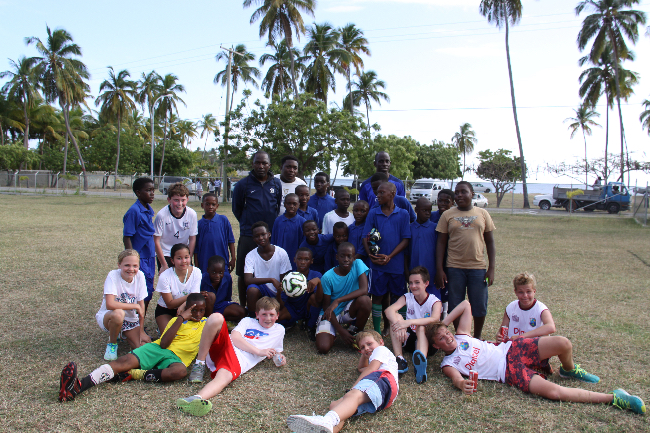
left=59, top=362, right=81, bottom=402
left=397, top=356, right=409, bottom=374
left=307, top=326, right=316, bottom=341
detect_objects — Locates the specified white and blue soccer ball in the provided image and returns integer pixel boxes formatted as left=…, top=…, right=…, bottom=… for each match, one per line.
left=282, top=272, right=308, bottom=297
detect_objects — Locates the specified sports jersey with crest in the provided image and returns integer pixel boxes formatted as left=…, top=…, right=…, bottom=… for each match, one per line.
left=231, top=317, right=285, bottom=374
left=404, top=292, right=440, bottom=331
left=505, top=299, right=549, bottom=338
left=154, top=205, right=198, bottom=256
left=440, top=334, right=512, bottom=382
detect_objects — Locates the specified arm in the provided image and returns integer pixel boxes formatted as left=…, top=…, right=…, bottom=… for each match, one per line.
left=443, top=300, right=472, bottom=335
left=484, top=230, right=495, bottom=286
left=306, top=277, right=320, bottom=294
left=231, top=182, right=244, bottom=221
left=515, top=310, right=556, bottom=340
left=385, top=296, right=407, bottom=327
left=244, top=273, right=281, bottom=293
left=160, top=292, right=189, bottom=309
left=230, top=330, right=278, bottom=359
left=442, top=366, right=474, bottom=395
left=434, top=232, right=448, bottom=290
left=228, top=242, right=236, bottom=272
left=495, top=311, right=510, bottom=343
left=159, top=304, right=196, bottom=349
left=123, top=236, right=133, bottom=249
left=188, top=235, right=196, bottom=258
left=137, top=300, right=151, bottom=343
left=353, top=359, right=383, bottom=387
left=323, top=273, right=368, bottom=321
left=154, top=236, right=168, bottom=272
left=105, top=294, right=143, bottom=316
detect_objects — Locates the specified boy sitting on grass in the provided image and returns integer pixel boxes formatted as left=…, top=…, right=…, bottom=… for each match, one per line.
left=59, top=294, right=208, bottom=402
left=427, top=300, right=645, bottom=415
left=176, top=297, right=286, bottom=416
left=200, top=255, right=246, bottom=322
left=287, top=330, right=399, bottom=433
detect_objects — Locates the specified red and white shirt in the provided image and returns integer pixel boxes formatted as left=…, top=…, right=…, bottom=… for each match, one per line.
left=505, top=299, right=549, bottom=339
left=440, top=334, right=512, bottom=382
left=404, top=293, right=440, bottom=331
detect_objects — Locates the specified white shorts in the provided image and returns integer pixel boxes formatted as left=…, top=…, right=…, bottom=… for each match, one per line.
left=96, top=310, right=140, bottom=333
left=315, top=302, right=355, bottom=336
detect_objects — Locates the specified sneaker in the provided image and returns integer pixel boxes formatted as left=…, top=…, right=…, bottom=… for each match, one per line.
left=286, top=415, right=334, bottom=433
left=412, top=350, right=428, bottom=384
left=188, top=363, right=206, bottom=383
left=559, top=364, right=600, bottom=383
left=611, top=389, right=646, bottom=414
left=104, top=343, right=118, bottom=361
left=59, top=362, right=81, bottom=402
left=176, top=397, right=213, bottom=417
left=307, top=326, right=316, bottom=342
left=128, top=369, right=146, bottom=381
left=109, top=372, right=132, bottom=383
left=347, top=325, right=359, bottom=336
left=396, top=356, right=409, bottom=374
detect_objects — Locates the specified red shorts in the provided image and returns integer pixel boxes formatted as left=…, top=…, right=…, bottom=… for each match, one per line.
left=207, top=320, right=242, bottom=381
left=504, top=337, right=550, bottom=393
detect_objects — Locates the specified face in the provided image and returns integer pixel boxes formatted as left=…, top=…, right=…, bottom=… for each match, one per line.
left=252, top=153, right=271, bottom=180
left=284, top=195, right=299, bottom=216
left=437, top=193, right=453, bottom=213
left=281, top=159, right=299, bottom=182
left=370, top=180, right=382, bottom=195
left=118, top=255, right=140, bottom=281
left=201, top=195, right=219, bottom=216
left=294, top=251, right=313, bottom=273
left=409, top=273, right=429, bottom=296
left=256, top=308, right=279, bottom=328
left=208, top=262, right=226, bottom=286
left=186, top=301, right=206, bottom=322
left=332, top=227, right=348, bottom=245
left=335, top=192, right=350, bottom=210
left=374, top=152, right=391, bottom=174
left=514, top=284, right=537, bottom=309
left=296, top=186, right=310, bottom=206
left=376, top=183, right=395, bottom=206
left=358, top=335, right=383, bottom=358
left=252, top=226, right=271, bottom=247
left=415, top=201, right=432, bottom=223
left=314, top=176, right=329, bottom=194
left=136, top=182, right=155, bottom=204
left=168, top=194, right=188, bottom=215
left=353, top=202, right=369, bottom=224
left=303, top=222, right=319, bottom=243
left=432, top=327, right=457, bottom=354
left=172, top=247, right=192, bottom=270
left=454, top=184, right=473, bottom=208
left=335, top=245, right=355, bottom=271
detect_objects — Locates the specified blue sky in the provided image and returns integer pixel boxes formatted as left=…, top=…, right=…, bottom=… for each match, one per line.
left=2, top=0, right=650, bottom=186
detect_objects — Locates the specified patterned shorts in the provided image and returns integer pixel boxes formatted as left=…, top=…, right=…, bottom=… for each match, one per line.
left=504, top=337, right=550, bottom=393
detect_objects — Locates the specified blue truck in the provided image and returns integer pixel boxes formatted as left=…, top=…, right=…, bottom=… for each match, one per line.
left=550, top=182, right=630, bottom=213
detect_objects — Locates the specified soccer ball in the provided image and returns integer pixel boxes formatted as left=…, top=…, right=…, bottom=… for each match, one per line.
left=368, top=228, right=381, bottom=243
left=369, top=244, right=380, bottom=255
left=282, top=272, right=308, bottom=297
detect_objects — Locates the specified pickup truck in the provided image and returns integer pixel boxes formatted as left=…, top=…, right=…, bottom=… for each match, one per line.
left=533, top=182, right=630, bottom=213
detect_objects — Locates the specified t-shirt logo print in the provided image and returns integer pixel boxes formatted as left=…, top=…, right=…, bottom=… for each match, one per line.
left=529, top=318, right=537, bottom=327
left=244, top=329, right=269, bottom=340
left=459, top=341, right=469, bottom=351
left=270, top=188, right=275, bottom=193
left=512, top=314, right=520, bottom=322
left=454, top=216, right=477, bottom=228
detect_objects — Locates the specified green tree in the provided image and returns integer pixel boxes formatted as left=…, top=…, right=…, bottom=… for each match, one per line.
left=412, top=140, right=462, bottom=180
left=639, top=97, right=650, bottom=135
left=342, top=134, right=419, bottom=181
left=95, top=67, right=137, bottom=189
left=451, top=123, right=477, bottom=180
left=0, top=143, right=39, bottom=174
left=0, top=92, right=24, bottom=146
left=84, top=128, right=147, bottom=173
left=576, top=0, right=646, bottom=182
left=479, top=0, right=529, bottom=208
left=215, top=44, right=261, bottom=112
left=136, top=71, right=162, bottom=177
left=1, top=57, right=41, bottom=149
left=337, top=24, right=370, bottom=113
left=564, top=105, right=601, bottom=188
left=155, top=73, right=185, bottom=177
left=259, top=39, right=306, bottom=98
left=475, top=148, right=522, bottom=207
left=343, top=71, right=389, bottom=129
left=197, top=113, right=219, bottom=159
left=244, top=0, right=316, bottom=98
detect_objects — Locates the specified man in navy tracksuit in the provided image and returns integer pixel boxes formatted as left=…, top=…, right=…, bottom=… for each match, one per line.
left=232, top=151, right=282, bottom=311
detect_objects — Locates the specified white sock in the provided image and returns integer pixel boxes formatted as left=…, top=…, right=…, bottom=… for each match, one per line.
left=195, top=359, right=205, bottom=365
left=90, top=364, right=114, bottom=385
left=184, top=394, right=203, bottom=402
left=397, top=355, right=406, bottom=361
left=323, top=410, right=340, bottom=427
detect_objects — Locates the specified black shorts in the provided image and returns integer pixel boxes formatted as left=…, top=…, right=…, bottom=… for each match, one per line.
left=156, top=256, right=174, bottom=271
left=154, top=304, right=178, bottom=318
left=402, top=327, right=437, bottom=356
left=235, top=236, right=257, bottom=277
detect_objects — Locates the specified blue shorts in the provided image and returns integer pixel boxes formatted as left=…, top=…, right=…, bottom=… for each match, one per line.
left=369, top=270, right=406, bottom=297
left=446, top=267, right=488, bottom=317
left=280, top=292, right=311, bottom=325
left=246, top=284, right=276, bottom=298
left=213, top=300, right=238, bottom=315
left=352, top=370, right=398, bottom=415
left=139, top=257, right=156, bottom=301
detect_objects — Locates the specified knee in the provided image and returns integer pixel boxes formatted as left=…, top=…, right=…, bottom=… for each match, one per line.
left=207, top=313, right=225, bottom=328
left=558, top=336, right=572, bottom=352
left=357, top=295, right=372, bottom=310
left=316, top=339, right=332, bottom=355
left=206, top=292, right=216, bottom=303
left=171, top=366, right=188, bottom=381
left=109, top=309, right=125, bottom=322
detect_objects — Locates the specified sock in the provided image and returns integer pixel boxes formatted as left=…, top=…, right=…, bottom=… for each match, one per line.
left=144, top=369, right=163, bottom=382
left=441, top=302, right=448, bottom=319
left=307, top=306, right=321, bottom=328
left=183, top=394, right=203, bottom=402
left=398, top=305, right=407, bottom=320
left=397, top=355, right=405, bottom=361
left=79, top=375, right=94, bottom=392
left=323, top=410, right=340, bottom=427
left=195, top=359, right=206, bottom=365
left=129, top=369, right=146, bottom=380
left=89, top=364, right=114, bottom=386
left=372, top=304, right=382, bottom=333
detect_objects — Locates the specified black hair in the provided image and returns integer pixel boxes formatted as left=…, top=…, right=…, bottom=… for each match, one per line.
left=456, top=181, right=474, bottom=193
left=284, top=193, right=299, bottom=203
left=251, top=221, right=270, bottom=233
left=333, top=221, right=349, bottom=233
left=334, top=188, right=350, bottom=198
left=295, top=247, right=313, bottom=258
left=281, top=155, right=299, bottom=167
left=132, top=177, right=154, bottom=193
left=438, top=189, right=454, bottom=199
left=208, top=255, right=226, bottom=269
left=353, top=200, right=369, bottom=209
left=314, top=172, right=330, bottom=182
left=186, top=293, right=206, bottom=306
left=370, top=172, right=389, bottom=184
left=337, top=242, right=355, bottom=254
left=302, top=220, right=317, bottom=229
left=202, top=192, right=217, bottom=202
left=380, top=181, right=396, bottom=193
left=170, top=243, right=190, bottom=259
left=410, top=266, right=430, bottom=282
left=374, top=151, right=390, bottom=162
left=252, top=150, right=270, bottom=162
left=295, top=184, right=309, bottom=193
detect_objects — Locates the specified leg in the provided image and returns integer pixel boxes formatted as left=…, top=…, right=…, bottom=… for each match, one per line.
left=412, top=326, right=429, bottom=384
left=381, top=295, right=390, bottom=336
left=349, top=295, right=371, bottom=332
left=204, top=292, right=216, bottom=318
left=315, top=317, right=336, bottom=354
left=196, top=313, right=225, bottom=362
left=123, top=327, right=144, bottom=350
left=156, top=314, right=173, bottom=335
left=107, top=353, right=141, bottom=374
left=389, top=326, right=406, bottom=358
left=465, top=268, right=488, bottom=339
left=445, top=268, right=467, bottom=332
left=371, top=294, right=384, bottom=333
left=246, top=286, right=262, bottom=317
left=537, top=336, right=574, bottom=370
left=103, top=309, right=125, bottom=344
left=528, top=375, right=613, bottom=404
left=196, top=368, right=234, bottom=399
left=222, top=303, right=246, bottom=322
left=278, top=307, right=292, bottom=322
left=473, top=316, right=486, bottom=340
left=330, top=389, right=371, bottom=433
left=415, top=326, right=428, bottom=356
left=161, top=362, right=188, bottom=382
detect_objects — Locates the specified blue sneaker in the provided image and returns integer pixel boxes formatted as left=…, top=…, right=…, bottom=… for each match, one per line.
left=412, top=350, right=428, bottom=384
left=104, top=343, right=118, bottom=361
left=611, top=389, right=646, bottom=415
left=559, top=364, right=600, bottom=383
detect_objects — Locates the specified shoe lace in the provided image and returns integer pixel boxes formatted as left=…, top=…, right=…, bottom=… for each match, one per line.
left=612, top=394, right=630, bottom=410
left=571, top=364, right=587, bottom=377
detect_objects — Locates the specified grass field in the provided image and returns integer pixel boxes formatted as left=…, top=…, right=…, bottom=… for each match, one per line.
left=1, top=195, right=649, bottom=432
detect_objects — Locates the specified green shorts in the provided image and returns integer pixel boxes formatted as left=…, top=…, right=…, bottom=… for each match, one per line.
left=131, top=343, right=183, bottom=370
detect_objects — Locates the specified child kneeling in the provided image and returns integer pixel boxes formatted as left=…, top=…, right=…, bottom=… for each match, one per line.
left=287, top=330, right=399, bottom=433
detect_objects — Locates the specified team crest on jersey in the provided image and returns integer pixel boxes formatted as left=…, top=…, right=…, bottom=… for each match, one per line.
left=270, top=188, right=275, bottom=193
left=512, top=314, right=520, bottom=322
left=459, top=341, right=469, bottom=351
left=424, top=312, right=430, bottom=318
left=183, top=222, right=189, bottom=229
left=529, top=318, right=537, bottom=327
left=453, top=356, right=461, bottom=366
left=244, top=329, right=269, bottom=339
left=454, top=216, right=477, bottom=228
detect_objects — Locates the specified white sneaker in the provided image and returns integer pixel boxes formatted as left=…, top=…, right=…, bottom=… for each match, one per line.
left=104, top=343, right=118, bottom=361
left=287, top=415, right=334, bottom=433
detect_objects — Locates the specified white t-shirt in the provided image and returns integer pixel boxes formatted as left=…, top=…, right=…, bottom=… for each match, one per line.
left=154, top=205, right=198, bottom=256
left=505, top=299, right=549, bottom=338
left=231, top=317, right=285, bottom=375
left=96, top=269, right=147, bottom=323
left=244, top=246, right=292, bottom=295
left=369, top=346, right=399, bottom=389
left=404, top=293, right=440, bottom=331
left=275, top=174, right=307, bottom=215
left=440, top=334, right=512, bottom=382
left=321, top=210, right=355, bottom=235
left=155, top=266, right=202, bottom=308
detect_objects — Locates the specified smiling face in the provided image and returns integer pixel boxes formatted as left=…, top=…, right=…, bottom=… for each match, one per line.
left=374, top=152, right=391, bottom=174
left=437, top=192, right=453, bottom=213
left=208, top=261, right=225, bottom=287
left=280, top=158, right=299, bottom=183
left=252, top=225, right=271, bottom=247
left=172, top=247, right=192, bottom=271
left=352, top=201, right=369, bottom=224
left=201, top=195, right=219, bottom=218
left=303, top=221, right=319, bottom=244
left=118, top=255, right=140, bottom=283
left=408, top=273, right=429, bottom=297
left=186, top=301, right=206, bottom=322
left=314, top=175, right=329, bottom=195
left=284, top=194, right=299, bottom=217
left=256, top=307, right=279, bottom=328
left=296, top=185, right=310, bottom=208
left=454, top=184, right=473, bottom=209
left=431, top=326, right=457, bottom=354
left=252, top=152, right=271, bottom=180
left=358, top=335, right=383, bottom=358
left=514, top=284, right=537, bottom=309
left=135, top=182, right=155, bottom=204
left=168, top=194, right=188, bottom=216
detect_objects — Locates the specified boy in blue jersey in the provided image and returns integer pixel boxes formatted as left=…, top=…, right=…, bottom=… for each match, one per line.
left=195, top=193, right=236, bottom=273
left=296, top=184, right=320, bottom=228
left=363, top=182, right=411, bottom=335
left=430, top=189, right=453, bottom=224
left=307, top=172, right=337, bottom=231
left=409, top=198, right=439, bottom=297
left=299, top=220, right=335, bottom=274
left=348, top=200, right=370, bottom=265
left=123, top=177, right=156, bottom=314
left=200, top=255, right=245, bottom=322
left=324, top=222, right=349, bottom=272
left=369, top=172, right=416, bottom=223
left=271, top=193, right=306, bottom=271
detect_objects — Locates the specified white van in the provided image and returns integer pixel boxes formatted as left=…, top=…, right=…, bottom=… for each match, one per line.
left=409, top=178, right=451, bottom=205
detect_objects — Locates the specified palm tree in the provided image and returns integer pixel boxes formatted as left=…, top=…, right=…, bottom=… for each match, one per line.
left=479, top=0, right=529, bottom=207
left=344, top=70, right=389, bottom=129
left=215, top=44, right=260, bottom=112
left=136, top=71, right=163, bottom=177
left=197, top=113, right=219, bottom=158
left=0, top=92, right=24, bottom=146
left=95, top=67, right=137, bottom=189
left=155, top=73, right=185, bottom=176
left=576, top=0, right=646, bottom=182
left=0, top=57, right=41, bottom=149
left=640, top=98, right=650, bottom=135
left=337, top=24, right=370, bottom=113
left=244, top=0, right=316, bottom=98
left=452, top=123, right=478, bottom=180
left=176, top=119, right=198, bottom=148
left=259, top=39, right=305, bottom=98
left=564, top=105, right=601, bottom=188
left=26, top=26, right=91, bottom=190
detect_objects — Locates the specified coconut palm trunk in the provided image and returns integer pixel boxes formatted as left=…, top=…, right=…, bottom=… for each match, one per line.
left=61, top=102, right=88, bottom=191
left=604, top=100, right=609, bottom=182
left=348, top=68, right=353, bottom=113
left=158, top=115, right=168, bottom=177
left=607, top=29, right=626, bottom=183
left=582, top=128, right=588, bottom=188
left=149, top=102, right=155, bottom=178
left=22, top=88, right=30, bottom=149
left=114, top=116, right=121, bottom=190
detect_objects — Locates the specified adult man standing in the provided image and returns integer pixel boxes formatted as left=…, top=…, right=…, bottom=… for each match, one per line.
left=214, top=178, right=222, bottom=198
left=358, top=151, right=406, bottom=206
left=276, top=155, right=307, bottom=215
left=232, top=151, right=282, bottom=310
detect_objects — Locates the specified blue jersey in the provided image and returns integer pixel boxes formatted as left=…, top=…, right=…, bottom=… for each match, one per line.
left=363, top=206, right=411, bottom=275
left=358, top=174, right=406, bottom=205
left=409, top=219, right=438, bottom=283
left=123, top=200, right=155, bottom=258
left=430, top=210, right=442, bottom=224
left=307, top=194, right=337, bottom=230
left=347, top=221, right=368, bottom=265
left=299, top=234, right=334, bottom=274
left=196, top=214, right=235, bottom=272
left=371, top=195, right=416, bottom=223
left=297, top=206, right=320, bottom=229
left=232, top=171, right=282, bottom=237
left=200, top=270, right=233, bottom=306
left=321, top=259, right=369, bottom=316
left=271, top=214, right=306, bottom=271
left=324, top=242, right=339, bottom=272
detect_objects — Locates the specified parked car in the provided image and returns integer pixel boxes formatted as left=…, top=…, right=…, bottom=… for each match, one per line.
left=158, top=176, right=197, bottom=195
left=471, top=182, right=491, bottom=193
left=533, top=194, right=555, bottom=210
left=409, top=178, right=451, bottom=205
left=472, top=193, right=488, bottom=208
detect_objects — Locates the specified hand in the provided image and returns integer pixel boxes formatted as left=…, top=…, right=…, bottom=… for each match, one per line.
left=160, top=263, right=169, bottom=273
left=435, top=270, right=447, bottom=290
left=369, top=254, right=382, bottom=265
left=270, top=279, right=282, bottom=292
left=140, top=330, right=152, bottom=344
left=394, top=328, right=408, bottom=344
left=509, top=334, right=520, bottom=341
left=258, top=348, right=276, bottom=359
left=200, top=291, right=210, bottom=301
left=306, top=279, right=319, bottom=294
left=276, top=354, right=287, bottom=367
left=340, top=329, right=356, bottom=346
left=495, top=332, right=504, bottom=344
left=485, top=268, right=495, bottom=287
left=462, top=379, right=474, bottom=395
left=229, top=257, right=236, bottom=273
left=391, top=319, right=408, bottom=333
left=178, top=303, right=195, bottom=320
left=324, top=301, right=339, bottom=321
left=136, top=303, right=145, bottom=318
left=370, top=254, right=390, bottom=266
